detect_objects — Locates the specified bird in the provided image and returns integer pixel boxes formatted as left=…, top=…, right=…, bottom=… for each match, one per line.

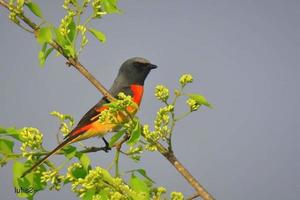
left=21, top=57, right=157, bottom=178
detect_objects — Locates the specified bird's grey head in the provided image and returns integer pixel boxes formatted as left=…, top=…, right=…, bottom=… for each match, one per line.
left=117, top=57, right=157, bottom=86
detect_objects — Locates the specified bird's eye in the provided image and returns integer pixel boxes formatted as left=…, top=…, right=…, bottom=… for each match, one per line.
left=135, top=62, right=149, bottom=67
left=133, top=62, right=141, bottom=67
left=133, top=62, right=147, bottom=73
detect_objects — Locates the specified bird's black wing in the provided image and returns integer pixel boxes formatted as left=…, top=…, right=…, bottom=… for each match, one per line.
left=64, top=85, right=133, bottom=139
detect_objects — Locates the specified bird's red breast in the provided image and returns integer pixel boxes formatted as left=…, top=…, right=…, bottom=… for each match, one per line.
left=130, top=84, right=144, bottom=105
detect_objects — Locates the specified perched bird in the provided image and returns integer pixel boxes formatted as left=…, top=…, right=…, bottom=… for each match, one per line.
left=21, top=57, right=157, bottom=178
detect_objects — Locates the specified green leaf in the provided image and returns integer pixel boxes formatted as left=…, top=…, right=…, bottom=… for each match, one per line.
left=0, top=126, right=22, bottom=141
left=81, top=189, right=109, bottom=200
left=88, top=29, right=106, bottom=43
left=98, top=189, right=109, bottom=200
left=62, top=145, right=77, bottom=159
left=41, top=42, right=47, bottom=52
left=38, top=43, right=47, bottom=65
left=17, top=0, right=24, bottom=8
left=0, top=155, right=7, bottom=167
left=54, top=28, right=67, bottom=46
left=13, top=161, right=26, bottom=183
left=44, top=47, right=54, bottom=61
left=67, top=19, right=76, bottom=42
left=0, top=138, right=14, bottom=154
left=31, top=171, right=46, bottom=191
left=71, top=163, right=87, bottom=179
left=25, top=160, right=47, bottom=191
left=37, top=27, right=52, bottom=45
left=38, top=51, right=45, bottom=66
left=187, top=93, right=213, bottom=108
left=38, top=43, right=53, bottom=66
left=12, top=161, right=45, bottom=198
left=79, top=153, right=90, bottom=170
left=127, top=122, right=141, bottom=146
left=109, top=129, right=126, bottom=147
left=82, top=189, right=95, bottom=200
left=25, top=2, right=43, bottom=18
left=101, top=0, right=120, bottom=14
left=13, top=161, right=32, bottom=198
left=64, top=44, right=76, bottom=57
left=104, top=101, right=118, bottom=108
left=129, top=175, right=150, bottom=200
left=127, top=168, right=155, bottom=183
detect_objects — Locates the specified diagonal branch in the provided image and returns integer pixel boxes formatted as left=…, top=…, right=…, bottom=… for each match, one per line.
left=155, top=142, right=215, bottom=200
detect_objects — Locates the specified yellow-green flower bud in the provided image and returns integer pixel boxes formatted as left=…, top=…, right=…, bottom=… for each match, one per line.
left=155, top=84, right=169, bottom=102
left=63, top=0, right=70, bottom=10
left=98, top=93, right=135, bottom=124
left=179, top=74, right=193, bottom=87
left=145, top=143, right=157, bottom=151
left=92, top=194, right=101, bottom=200
left=41, top=169, right=64, bottom=190
left=92, top=0, right=107, bottom=18
left=77, top=25, right=87, bottom=33
left=51, top=111, right=74, bottom=135
left=170, top=191, right=184, bottom=200
left=20, top=127, right=43, bottom=153
left=128, top=145, right=143, bottom=154
left=16, top=0, right=24, bottom=10
left=174, top=89, right=181, bottom=97
left=111, top=192, right=123, bottom=200
left=157, top=186, right=166, bottom=194
left=77, top=25, right=88, bottom=48
left=59, top=12, right=75, bottom=36
left=153, top=186, right=166, bottom=198
left=8, top=12, right=19, bottom=24
left=186, top=98, right=200, bottom=112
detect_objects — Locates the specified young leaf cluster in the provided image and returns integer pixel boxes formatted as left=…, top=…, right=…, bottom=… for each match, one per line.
left=6, top=0, right=119, bottom=66
left=140, top=74, right=213, bottom=152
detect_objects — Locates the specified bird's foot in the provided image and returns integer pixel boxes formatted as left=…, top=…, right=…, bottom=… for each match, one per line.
left=100, top=137, right=111, bottom=153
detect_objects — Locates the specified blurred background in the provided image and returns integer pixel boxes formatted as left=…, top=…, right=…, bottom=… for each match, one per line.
left=1, top=0, right=300, bottom=199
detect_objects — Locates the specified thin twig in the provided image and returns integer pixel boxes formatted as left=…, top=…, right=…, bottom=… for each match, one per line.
left=114, top=148, right=120, bottom=177
left=186, top=193, right=201, bottom=200
left=5, top=145, right=113, bottom=159
left=107, top=134, right=130, bottom=174
left=16, top=22, right=34, bottom=33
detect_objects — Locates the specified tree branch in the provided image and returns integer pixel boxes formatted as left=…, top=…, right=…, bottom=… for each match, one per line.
left=65, top=57, right=115, bottom=102
left=155, top=142, right=215, bottom=200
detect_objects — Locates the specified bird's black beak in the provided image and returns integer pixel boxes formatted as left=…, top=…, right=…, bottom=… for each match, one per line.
left=148, top=64, right=158, bottom=70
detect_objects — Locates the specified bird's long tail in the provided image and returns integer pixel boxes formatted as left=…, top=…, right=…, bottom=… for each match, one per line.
left=20, top=138, right=73, bottom=178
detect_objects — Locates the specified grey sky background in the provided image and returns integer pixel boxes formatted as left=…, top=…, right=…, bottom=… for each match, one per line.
left=1, top=0, right=300, bottom=199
